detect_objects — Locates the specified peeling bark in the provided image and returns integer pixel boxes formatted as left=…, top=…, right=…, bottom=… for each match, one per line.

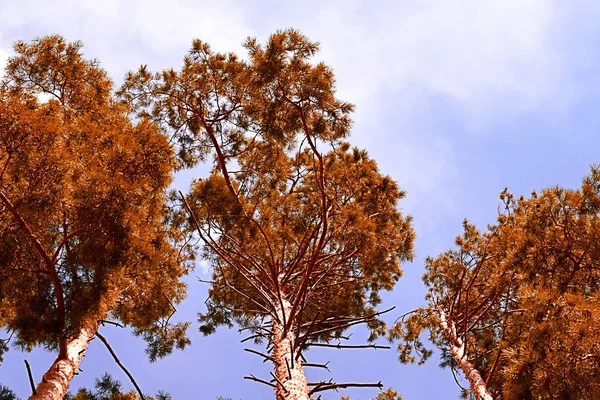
left=29, top=321, right=99, bottom=400
left=437, top=307, right=493, bottom=400
left=272, top=298, right=310, bottom=400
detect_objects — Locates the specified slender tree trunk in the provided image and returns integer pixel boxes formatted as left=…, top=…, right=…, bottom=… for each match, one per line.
left=29, top=320, right=99, bottom=400
left=437, top=307, right=493, bottom=400
left=272, top=298, right=310, bottom=400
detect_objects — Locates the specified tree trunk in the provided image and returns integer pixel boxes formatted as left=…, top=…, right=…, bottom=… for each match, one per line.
left=29, top=321, right=99, bottom=400
left=437, top=307, right=493, bottom=400
left=272, top=298, right=310, bottom=400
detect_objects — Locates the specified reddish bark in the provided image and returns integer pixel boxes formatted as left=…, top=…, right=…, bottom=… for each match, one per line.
left=29, top=321, right=99, bottom=400
left=272, top=299, right=310, bottom=400
left=437, top=307, right=493, bottom=400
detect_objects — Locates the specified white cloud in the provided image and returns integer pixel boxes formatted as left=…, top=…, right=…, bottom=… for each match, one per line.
left=0, top=0, right=255, bottom=80
left=256, top=0, right=562, bottom=126
left=0, top=1, right=574, bottom=123
left=250, top=0, right=573, bottom=219
left=0, top=0, right=592, bottom=214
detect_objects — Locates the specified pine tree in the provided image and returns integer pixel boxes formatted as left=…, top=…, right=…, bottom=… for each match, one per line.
left=0, top=37, right=192, bottom=399
left=120, top=30, right=415, bottom=400
left=391, top=167, right=600, bottom=399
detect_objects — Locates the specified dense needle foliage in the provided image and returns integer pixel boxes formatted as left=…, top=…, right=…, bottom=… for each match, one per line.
left=0, top=36, right=192, bottom=397
left=392, top=167, right=600, bottom=399
left=120, top=30, right=414, bottom=398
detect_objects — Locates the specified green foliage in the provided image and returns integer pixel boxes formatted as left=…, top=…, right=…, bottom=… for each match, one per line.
left=392, top=166, right=600, bottom=399
left=0, top=385, right=19, bottom=400
left=133, top=321, right=191, bottom=363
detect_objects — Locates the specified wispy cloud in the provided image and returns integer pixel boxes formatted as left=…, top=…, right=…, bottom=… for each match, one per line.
left=0, top=0, right=595, bottom=225
left=0, top=0, right=255, bottom=75
left=0, top=1, right=570, bottom=117
left=237, top=1, right=564, bottom=124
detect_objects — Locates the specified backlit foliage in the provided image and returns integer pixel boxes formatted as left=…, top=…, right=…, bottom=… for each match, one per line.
left=391, top=167, right=600, bottom=399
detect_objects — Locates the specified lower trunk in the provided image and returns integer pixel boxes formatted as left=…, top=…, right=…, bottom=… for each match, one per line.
left=437, top=307, right=493, bottom=400
left=29, top=321, right=99, bottom=400
left=272, top=298, right=310, bottom=400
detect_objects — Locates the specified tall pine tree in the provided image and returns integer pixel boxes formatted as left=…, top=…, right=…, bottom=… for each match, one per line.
left=120, top=30, right=415, bottom=400
left=0, top=37, right=192, bottom=399
left=391, top=168, right=600, bottom=399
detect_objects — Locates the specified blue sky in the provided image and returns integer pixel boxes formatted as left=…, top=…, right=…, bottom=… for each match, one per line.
left=2, top=1, right=600, bottom=399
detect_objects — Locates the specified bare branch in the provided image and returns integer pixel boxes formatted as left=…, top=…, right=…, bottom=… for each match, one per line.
left=269, top=371, right=289, bottom=393
left=244, top=374, right=277, bottom=389
left=96, top=331, right=145, bottom=400
left=305, top=343, right=391, bottom=350
left=24, top=359, right=36, bottom=395
left=244, top=348, right=278, bottom=365
left=302, top=361, right=330, bottom=371
left=308, top=381, right=383, bottom=395
left=98, top=320, right=124, bottom=329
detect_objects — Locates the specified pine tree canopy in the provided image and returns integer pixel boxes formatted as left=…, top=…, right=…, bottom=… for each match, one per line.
left=0, top=36, right=193, bottom=398
left=120, top=29, right=415, bottom=399
left=391, top=167, right=600, bottom=399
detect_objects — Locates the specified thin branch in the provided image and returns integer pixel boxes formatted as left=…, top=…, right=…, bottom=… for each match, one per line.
left=308, top=381, right=383, bottom=395
left=244, top=374, right=277, bottom=389
left=285, top=358, right=292, bottom=379
left=244, top=348, right=278, bottom=365
left=302, top=361, right=330, bottom=371
left=305, top=343, right=391, bottom=350
left=303, top=307, right=395, bottom=339
left=269, top=371, right=289, bottom=393
left=241, top=332, right=275, bottom=345
left=24, top=359, right=36, bottom=395
left=95, top=332, right=145, bottom=400
left=98, top=320, right=124, bottom=329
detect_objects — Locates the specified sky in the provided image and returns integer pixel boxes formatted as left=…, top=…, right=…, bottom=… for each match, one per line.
left=1, top=1, right=600, bottom=399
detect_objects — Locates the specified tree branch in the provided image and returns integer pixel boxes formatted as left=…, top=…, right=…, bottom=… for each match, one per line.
left=302, top=361, right=330, bottom=371
left=244, top=348, right=278, bottom=365
left=244, top=374, right=277, bottom=389
left=305, top=343, right=391, bottom=350
left=95, top=331, right=145, bottom=400
left=24, top=359, right=36, bottom=395
left=98, top=320, right=124, bottom=329
left=0, top=189, right=67, bottom=357
left=269, top=371, right=289, bottom=393
left=308, top=381, right=383, bottom=395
